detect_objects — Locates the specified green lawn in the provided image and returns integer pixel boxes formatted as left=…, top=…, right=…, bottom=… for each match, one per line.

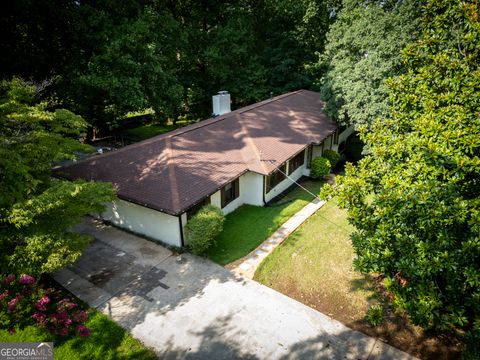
left=252, top=199, right=457, bottom=358
left=253, top=199, right=376, bottom=324
left=206, top=179, right=324, bottom=265
left=122, top=119, right=193, bottom=141
left=122, top=123, right=181, bottom=141
left=0, top=310, right=157, bottom=360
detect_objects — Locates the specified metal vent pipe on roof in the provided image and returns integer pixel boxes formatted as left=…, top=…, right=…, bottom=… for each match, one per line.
left=212, top=91, right=231, bottom=116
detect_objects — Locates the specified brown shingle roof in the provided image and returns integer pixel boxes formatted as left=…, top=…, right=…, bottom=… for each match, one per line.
left=56, top=90, right=337, bottom=215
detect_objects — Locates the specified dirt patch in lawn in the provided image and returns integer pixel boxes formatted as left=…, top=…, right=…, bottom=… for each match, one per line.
left=277, top=279, right=462, bottom=359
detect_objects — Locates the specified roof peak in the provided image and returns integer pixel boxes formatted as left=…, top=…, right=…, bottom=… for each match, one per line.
left=64, top=90, right=308, bottom=166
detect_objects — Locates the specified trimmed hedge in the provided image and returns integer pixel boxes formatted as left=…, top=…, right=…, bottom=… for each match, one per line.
left=185, top=205, right=225, bottom=255
left=310, top=156, right=331, bottom=179
left=322, top=149, right=340, bottom=168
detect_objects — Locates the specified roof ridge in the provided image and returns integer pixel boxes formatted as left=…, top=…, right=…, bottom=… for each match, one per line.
left=238, top=90, right=302, bottom=114
left=165, top=137, right=181, bottom=213
left=236, top=113, right=269, bottom=174
left=62, top=90, right=307, bottom=168
left=168, top=90, right=304, bottom=140
left=55, top=90, right=338, bottom=216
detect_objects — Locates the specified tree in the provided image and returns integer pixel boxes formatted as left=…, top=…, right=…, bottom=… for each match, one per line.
left=170, top=0, right=331, bottom=118
left=0, top=0, right=76, bottom=80
left=327, top=0, right=480, bottom=342
left=171, top=1, right=268, bottom=118
left=0, top=78, right=115, bottom=276
left=252, top=0, right=330, bottom=95
left=56, top=2, right=183, bottom=129
left=2, top=0, right=333, bottom=133
left=319, top=0, right=422, bottom=128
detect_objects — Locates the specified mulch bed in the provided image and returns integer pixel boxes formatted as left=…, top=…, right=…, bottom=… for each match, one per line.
left=278, top=279, right=463, bottom=360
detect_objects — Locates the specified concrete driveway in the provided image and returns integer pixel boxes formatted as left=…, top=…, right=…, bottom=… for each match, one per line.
left=54, top=219, right=416, bottom=360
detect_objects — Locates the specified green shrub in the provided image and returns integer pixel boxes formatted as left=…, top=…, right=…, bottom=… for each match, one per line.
left=366, top=304, right=384, bottom=326
left=310, top=157, right=331, bottom=179
left=185, top=205, right=225, bottom=255
left=0, top=274, right=90, bottom=337
left=463, top=329, right=480, bottom=360
left=322, top=150, right=341, bottom=168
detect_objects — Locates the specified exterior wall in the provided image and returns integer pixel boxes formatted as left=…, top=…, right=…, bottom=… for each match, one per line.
left=338, top=125, right=355, bottom=145
left=179, top=212, right=188, bottom=245
left=240, top=171, right=264, bottom=206
left=101, top=198, right=182, bottom=247
left=210, top=171, right=264, bottom=215
left=264, top=151, right=308, bottom=203
left=311, top=133, right=337, bottom=156
left=302, top=166, right=311, bottom=177
left=312, top=144, right=323, bottom=158
left=323, top=135, right=334, bottom=151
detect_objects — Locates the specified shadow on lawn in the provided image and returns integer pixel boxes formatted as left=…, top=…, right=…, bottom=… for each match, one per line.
left=344, top=313, right=462, bottom=360
left=345, top=274, right=462, bottom=360
left=349, top=276, right=378, bottom=303
left=56, top=219, right=400, bottom=360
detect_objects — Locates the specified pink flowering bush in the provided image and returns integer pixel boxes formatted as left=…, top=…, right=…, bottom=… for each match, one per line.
left=0, top=274, right=90, bottom=337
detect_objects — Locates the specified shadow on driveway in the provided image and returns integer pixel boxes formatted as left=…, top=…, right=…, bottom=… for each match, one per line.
left=54, top=218, right=416, bottom=360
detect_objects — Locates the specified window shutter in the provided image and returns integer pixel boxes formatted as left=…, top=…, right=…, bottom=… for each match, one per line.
left=221, top=187, right=226, bottom=208
left=234, top=178, right=239, bottom=199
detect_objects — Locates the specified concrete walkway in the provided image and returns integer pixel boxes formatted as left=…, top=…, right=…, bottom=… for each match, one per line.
left=228, top=198, right=326, bottom=278
left=54, top=219, right=417, bottom=360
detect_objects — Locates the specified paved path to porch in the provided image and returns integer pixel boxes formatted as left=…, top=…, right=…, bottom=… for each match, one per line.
left=227, top=197, right=326, bottom=278
left=55, top=218, right=417, bottom=360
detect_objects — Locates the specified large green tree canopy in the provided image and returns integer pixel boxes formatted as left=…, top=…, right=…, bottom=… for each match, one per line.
left=319, top=0, right=423, bottom=128
left=329, top=0, right=479, bottom=336
left=0, top=0, right=332, bottom=132
left=0, top=79, right=115, bottom=275
left=55, top=2, right=183, bottom=129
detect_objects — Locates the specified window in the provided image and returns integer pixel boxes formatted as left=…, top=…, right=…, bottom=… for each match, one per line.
left=221, top=178, right=239, bottom=208
left=266, top=164, right=286, bottom=193
left=288, top=150, right=305, bottom=175
left=186, top=197, right=211, bottom=219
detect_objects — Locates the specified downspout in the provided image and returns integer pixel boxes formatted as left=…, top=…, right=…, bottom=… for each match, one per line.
left=178, top=214, right=185, bottom=247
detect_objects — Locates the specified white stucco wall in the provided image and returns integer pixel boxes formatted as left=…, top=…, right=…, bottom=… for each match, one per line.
left=264, top=151, right=308, bottom=203
left=101, top=198, right=182, bottom=247
left=312, top=144, right=323, bottom=158
left=323, top=135, right=333, bottom=151
left=210, top=171, right=264, bottom=215
left=338, top=125, right=355, bottom=145
left=240, top=171, right=264, bottom=206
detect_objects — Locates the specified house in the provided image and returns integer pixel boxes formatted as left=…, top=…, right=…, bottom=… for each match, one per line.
left=56, top=90, right=353, bottom=248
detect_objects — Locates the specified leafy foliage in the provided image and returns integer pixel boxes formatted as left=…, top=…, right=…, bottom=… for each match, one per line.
left=366, top=304, right=384, bottom=326
left=463, top=329, right=480, bottom=360
left=319, top=0, right=422, bottom=128
left=56, top=4, right=182, bottom=129
left=1, top=0, right=332, bottom=133
left=252, top=0, right=330, bottom=95
left=0, top=79, right=115, bottom=275
left=0, top=274, right=90, bottom=337
left=322, top=149, right=340, bottom=168
left=330, top=0, right=480, bottom=339
left=310, top=157, right=331, bottom=179
left=185, top=205, right=225, bottom=255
